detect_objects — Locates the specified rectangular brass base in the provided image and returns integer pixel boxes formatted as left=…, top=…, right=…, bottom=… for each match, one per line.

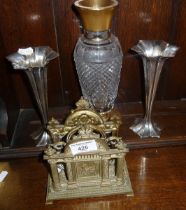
left=46, top=164, right=133, bottom=202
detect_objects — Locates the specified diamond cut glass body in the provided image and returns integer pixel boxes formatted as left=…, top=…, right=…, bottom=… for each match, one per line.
left=74, top=33, right=123, bottom=112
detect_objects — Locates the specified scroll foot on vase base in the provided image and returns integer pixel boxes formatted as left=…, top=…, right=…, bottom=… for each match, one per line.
left=130, top=118, right=161, bottom=138
left=31, top=128, right=52, bottom=147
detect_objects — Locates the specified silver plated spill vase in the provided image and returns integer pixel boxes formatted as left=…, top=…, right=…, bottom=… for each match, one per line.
left=130, top=40, right=179, bottom=138
left=7, top=46, right=59, bottom=146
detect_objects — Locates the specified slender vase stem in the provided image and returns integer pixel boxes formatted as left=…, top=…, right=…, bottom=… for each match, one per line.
left=143, top=58, right=165, bottom=125
left=130, top=40, right=178, bottom=138
left=26, top=67, right=48, bottom=127
left=130, top=57, right=165, bottom=138
left=25, top=67, right=51, bottom=146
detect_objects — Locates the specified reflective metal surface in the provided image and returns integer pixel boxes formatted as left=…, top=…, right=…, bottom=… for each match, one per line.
left=74, top=0, right=118, bottom=32
left=44, top=98, right=133, bottom=201
left=130, top=40, right=179, bottom=138
left=7, top=46, right=58, bottom=146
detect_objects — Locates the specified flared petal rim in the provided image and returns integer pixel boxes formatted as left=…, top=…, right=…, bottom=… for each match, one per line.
left=7, top=46, right=59, bottom=69
left=131, top=40, right=179, bottom=58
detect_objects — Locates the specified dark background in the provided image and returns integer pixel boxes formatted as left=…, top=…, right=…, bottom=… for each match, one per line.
left=0, top=0, right=186, bottom=110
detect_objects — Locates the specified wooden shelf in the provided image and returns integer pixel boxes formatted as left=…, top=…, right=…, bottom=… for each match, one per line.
left=0, top=100, right=186, bottom=159
left=1, top=146, right=186, bottom=209
left=117, top=101, right=186, bottom=148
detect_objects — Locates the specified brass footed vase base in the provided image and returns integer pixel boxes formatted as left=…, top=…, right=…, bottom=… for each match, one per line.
left=44, top=98, right=133, bottom=202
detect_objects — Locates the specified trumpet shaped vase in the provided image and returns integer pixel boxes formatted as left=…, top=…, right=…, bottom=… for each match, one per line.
left=130, top=40, right=179, bottom=138
left=7, top=46, right=58, bottom=146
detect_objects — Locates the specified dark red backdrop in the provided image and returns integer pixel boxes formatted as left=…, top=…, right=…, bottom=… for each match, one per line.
left=0, top=0, right=186, bottom=109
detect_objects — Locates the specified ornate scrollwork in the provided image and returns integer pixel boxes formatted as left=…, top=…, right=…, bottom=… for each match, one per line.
left=48, top=98, right=122, bottom=144
left=44, top=98, right=133, bottom=201
left=66, top=124, right=106, bottom=142
left=45, top=141, right=66, bottom=156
